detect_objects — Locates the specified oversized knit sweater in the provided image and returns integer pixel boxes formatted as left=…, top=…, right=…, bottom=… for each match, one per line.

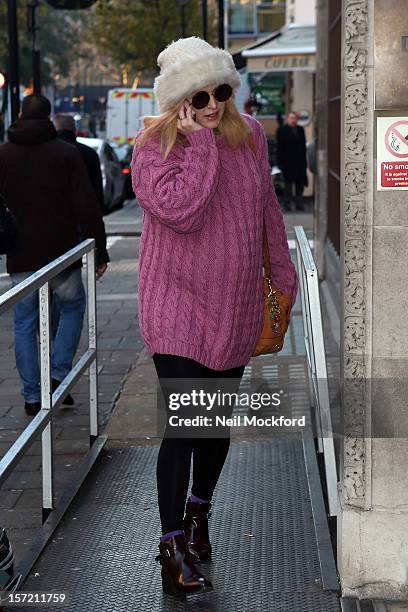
left=131, top=113, right=298, bottom=370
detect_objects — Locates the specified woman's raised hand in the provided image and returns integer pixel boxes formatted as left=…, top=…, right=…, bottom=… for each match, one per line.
left=177, top=100, right=204, bottom=135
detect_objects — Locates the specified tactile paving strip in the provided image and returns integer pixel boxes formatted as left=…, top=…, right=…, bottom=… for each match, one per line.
left=11, top=441, right=340, bottom=612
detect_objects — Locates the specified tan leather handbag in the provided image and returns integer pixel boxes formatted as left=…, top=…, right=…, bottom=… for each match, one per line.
left=252, top=225, right=293, bottom=356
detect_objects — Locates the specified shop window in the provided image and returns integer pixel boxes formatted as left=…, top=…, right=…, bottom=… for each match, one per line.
left=229, top=0, right=286, bottom=36
left=228, top=0, right=256, bottom=35
left=258, top=8, right=286, bottom=34
left=256, top=1, right=286, bottom=34
left=247, top=72, right=286, bottom=117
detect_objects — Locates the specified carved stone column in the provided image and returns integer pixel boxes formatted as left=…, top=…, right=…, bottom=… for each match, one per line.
left=341, top=0, right=372, bottom=510
left=338, top=0, right=408, bottom=599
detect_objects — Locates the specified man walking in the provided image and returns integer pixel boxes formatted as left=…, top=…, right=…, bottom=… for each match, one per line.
left=0, top=94, right=109, bottom=416
left=276, top=111, right=308, bottom=211
left=53, top=113, right=105, bottom=212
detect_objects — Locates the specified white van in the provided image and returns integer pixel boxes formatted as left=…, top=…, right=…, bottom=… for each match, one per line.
left=106, top=88, right=157, bottom=146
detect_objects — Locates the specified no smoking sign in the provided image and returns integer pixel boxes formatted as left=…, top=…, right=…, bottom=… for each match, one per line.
left=377, top=117, right=408, bottom=190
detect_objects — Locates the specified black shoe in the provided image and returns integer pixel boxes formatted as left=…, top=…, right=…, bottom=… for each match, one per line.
left=155, top=533, right=213, bottom=599
left=51, top=378, right=74, bottom=406
left=24, top=402, right=41, bottom=416
left=295, top=201, right=305, bottom=211
left=183, top=500, right=212, bottom=562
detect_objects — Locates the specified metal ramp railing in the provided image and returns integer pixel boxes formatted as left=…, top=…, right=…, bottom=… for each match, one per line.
left=0, top=239, right=107, bottom=591
left=294, top=225, right=338, bottom=522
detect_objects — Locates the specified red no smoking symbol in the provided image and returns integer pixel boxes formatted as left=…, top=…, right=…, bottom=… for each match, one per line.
left=385, top=120, right=408, bottom=158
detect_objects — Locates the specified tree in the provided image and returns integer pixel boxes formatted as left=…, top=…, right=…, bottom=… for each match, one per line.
left=88, top=0, right=218, bottom=79
left=0, top=3, right=85, bottom=85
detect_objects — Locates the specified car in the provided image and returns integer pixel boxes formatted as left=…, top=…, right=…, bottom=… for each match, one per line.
left=77, top=137, right=125, bottom=214
left=73, top=114, right=90, bottom=138
left=110, top=142, right=134, bottom=201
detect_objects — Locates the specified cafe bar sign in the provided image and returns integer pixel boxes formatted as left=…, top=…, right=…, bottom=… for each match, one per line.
left=247, top=55, right=316, bottom=73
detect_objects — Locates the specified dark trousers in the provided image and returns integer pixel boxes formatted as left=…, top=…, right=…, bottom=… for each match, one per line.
left=152, top=353, right=245, bottom=535
left=283, top=180, right=304, bottom=209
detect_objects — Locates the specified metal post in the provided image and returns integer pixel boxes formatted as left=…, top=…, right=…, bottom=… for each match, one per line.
left=75, top=55, right=80, bottom=114
left=202, top=0, right=208, bottom=41
left=294, top=226, right=338, bottom=518
left=181, top=3, right=187, bottom=37
left=27, top=0, right=41, bottom=94
left=33, top=50, right=41, bottom=94
left=87, top=249, right=98, bottom=443
left=307, top=268, right=338, bottom=517
left=218, top=0, right=224, bottom=48
left=39, top=282, right=54, bottom=522
left=296, top=235, right=323, bottom=450
left=223, top=0, right=229, bottom=51
left=296, top=247, right=318, bottom=423
left=7, top=0, right=20, bottom=122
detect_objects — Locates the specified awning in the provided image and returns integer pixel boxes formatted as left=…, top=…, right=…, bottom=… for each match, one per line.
left=242, top=24, right=316, bottom=73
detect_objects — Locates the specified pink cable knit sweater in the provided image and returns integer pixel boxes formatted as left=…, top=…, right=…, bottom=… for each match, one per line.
left=131, top=113, right=298, bottom=370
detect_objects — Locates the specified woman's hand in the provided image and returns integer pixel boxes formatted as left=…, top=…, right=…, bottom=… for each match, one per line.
left=177, top=100, right=203, bottom=135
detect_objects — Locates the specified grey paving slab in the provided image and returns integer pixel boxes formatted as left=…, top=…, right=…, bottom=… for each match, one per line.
left=0, top=490, right=23, bottom=509
left=103, top=199, right=143, bottom=236
left=12, top=490, right=42, bottom=510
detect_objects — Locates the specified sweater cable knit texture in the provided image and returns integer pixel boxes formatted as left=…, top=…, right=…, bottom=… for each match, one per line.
left=131, top=114, right=298, bottom=370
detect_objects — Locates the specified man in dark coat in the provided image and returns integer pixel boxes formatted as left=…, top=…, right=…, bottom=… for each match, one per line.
left=53, top=113, right=105, bottom=213
left=276, top=111, right=308, bottom=211
left=0, top=94, right=109, bottom=415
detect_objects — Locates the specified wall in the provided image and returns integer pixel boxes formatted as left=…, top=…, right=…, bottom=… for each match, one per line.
left=338, top=0, right=408, bottom=599
left=287, top=0, right=316, bottom=25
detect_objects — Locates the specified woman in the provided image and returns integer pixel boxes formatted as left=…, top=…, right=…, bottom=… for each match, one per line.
left=131, top=36, right=297, bottom=599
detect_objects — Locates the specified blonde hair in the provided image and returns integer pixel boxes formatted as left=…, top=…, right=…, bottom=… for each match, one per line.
left=137, top=96, right=255, bottom=159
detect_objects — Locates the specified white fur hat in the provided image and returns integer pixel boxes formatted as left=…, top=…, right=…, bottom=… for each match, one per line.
left=154, top=37, right=241, bottom=114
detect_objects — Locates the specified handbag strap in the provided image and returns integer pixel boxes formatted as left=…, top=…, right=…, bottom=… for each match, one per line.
left=262, top=224, right=271, bottom=279
left=246, top=129, right=272, bottom=281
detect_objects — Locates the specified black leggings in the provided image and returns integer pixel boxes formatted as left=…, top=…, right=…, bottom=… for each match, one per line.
left=153, top=353, right=245, bottom=535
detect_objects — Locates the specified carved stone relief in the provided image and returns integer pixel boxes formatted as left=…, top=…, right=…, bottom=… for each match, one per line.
left=342, top=0, right=369, bottom=507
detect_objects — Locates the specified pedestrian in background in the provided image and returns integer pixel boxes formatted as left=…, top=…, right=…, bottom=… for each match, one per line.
left=88, top=113, right=97, bottom=138
left=276, top=111, right=308, bottom=211
left=0, top=94, right=109, bottom=416
left=98, top=115, right=106, bottom=134
left=54, top=113, right=105, bottom=212
left=132, top=36, right=297, bottom=599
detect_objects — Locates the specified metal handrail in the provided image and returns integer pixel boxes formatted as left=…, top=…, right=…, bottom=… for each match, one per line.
left=0, top=239, right=98, bottom=521
left=294, top=226, right=338, bottom=518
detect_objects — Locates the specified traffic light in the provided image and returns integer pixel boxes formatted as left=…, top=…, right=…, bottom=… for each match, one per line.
left=45, top=0, right=97, bottom=8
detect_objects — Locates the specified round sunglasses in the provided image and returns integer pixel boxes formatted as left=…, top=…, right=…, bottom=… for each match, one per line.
left=190, top=83, right=233, bottom=110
